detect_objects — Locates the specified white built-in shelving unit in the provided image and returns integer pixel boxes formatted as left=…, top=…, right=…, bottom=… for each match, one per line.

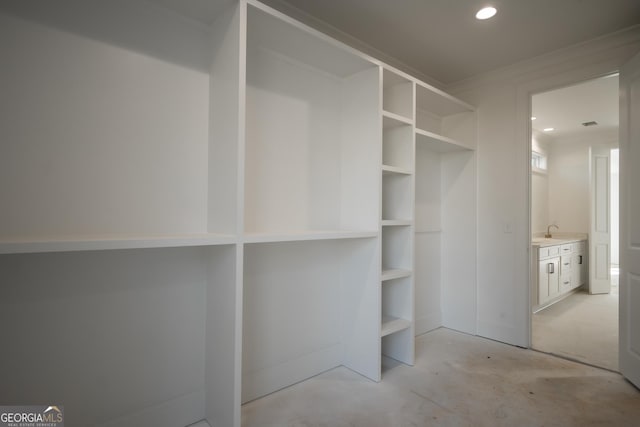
left=380, top=68, right=415, bottom=367
left=0, top=1, right=476, bottom=426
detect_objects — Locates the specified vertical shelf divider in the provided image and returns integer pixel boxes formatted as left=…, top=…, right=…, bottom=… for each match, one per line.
left=206, top=1, right=246, bottom=426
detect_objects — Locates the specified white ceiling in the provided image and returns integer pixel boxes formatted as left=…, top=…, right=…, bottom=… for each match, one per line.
left=532, top=74, right=619, bottom=140
left=147, top=0, right=640, bottom=85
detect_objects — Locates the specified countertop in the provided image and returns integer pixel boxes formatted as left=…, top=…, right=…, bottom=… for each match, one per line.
left=532, top=234, right=588, bottom=248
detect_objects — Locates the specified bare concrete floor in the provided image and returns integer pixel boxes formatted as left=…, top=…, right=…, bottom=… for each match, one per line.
left=241, top=328, right=640, bottom=427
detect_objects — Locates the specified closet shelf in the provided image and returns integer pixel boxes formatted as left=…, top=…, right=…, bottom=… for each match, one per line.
left=382, top=110, right=413, bottom=128
left=415, top=128, right=473, bottom=153
left=381, top=316, right=412, bottom=337
left=381, top=269, right=412, bottom=281
left=381, top=220, right=412, bottom=226
left=416, top=81, right=475, bottom=117
left=243, top=229, right=377, bottom=244
left=382, top=165, right=413, bottom=175
left=0, top=233, right=237, bottom=255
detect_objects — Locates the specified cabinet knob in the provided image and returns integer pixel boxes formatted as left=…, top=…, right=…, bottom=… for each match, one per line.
left=548, top=263, right=554, bottom=274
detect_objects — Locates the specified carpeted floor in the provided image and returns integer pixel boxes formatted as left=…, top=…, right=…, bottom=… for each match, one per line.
left=532, top=279, right=618, bottom=371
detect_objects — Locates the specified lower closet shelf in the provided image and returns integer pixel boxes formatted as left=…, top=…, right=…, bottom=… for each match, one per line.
left=381, top=316, right=412, bottom=337
left=381, top=269, right=412, bottom=281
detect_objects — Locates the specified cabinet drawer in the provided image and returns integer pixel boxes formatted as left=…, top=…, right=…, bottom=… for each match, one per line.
left=560, top=255, right=572, bottom=275
left=560, top=275, right=572, bottom=292
left=539, top=245, right=560, bottom=259
left=560, top=244, right=573, bottom=254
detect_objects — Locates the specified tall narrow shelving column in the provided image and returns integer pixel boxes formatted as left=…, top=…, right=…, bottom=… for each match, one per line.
left=414, top=82, right=477, bottom=335
left=379, top=68, right=415, bottom=368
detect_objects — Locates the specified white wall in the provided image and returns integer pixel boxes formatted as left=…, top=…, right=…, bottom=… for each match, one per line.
left=447, top=26, right=640, bottom=346
left=531, top=131, right=550, bottom=234
left=547, top=130, right=618, bottom=235
left=0, top=2, right=210, bottom=238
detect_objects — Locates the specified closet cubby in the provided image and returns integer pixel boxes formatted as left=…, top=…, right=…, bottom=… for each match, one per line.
left=382, top=173, right=413, bottom=222
left=0, top=245, right=239, bottom=427
left=242, top=237, right=379, bottom=402
left=381, top=224, right=412, bottom=274
left=381, top=275, right=414, bottom=365
left=243, top=4, right=379, bottom=237
left=383, top=119, right=413, bottom=173
left=381, top=277, right=412, bottom=335
left=383, top=68, right=413, bottom=120
left=0, top=0, right=238, bottom=254
left=415, top=82, right=476, bottom=151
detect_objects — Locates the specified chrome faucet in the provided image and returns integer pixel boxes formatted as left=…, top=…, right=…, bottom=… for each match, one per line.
left=545, top=224, right=559, bottom=238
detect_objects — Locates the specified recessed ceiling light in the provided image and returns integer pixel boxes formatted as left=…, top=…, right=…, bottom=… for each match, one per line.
left=476, top=6, right=497, bottom=20
left=531, top=117, right=537, bottom=120
left=543, top=127, right=555, bottom=132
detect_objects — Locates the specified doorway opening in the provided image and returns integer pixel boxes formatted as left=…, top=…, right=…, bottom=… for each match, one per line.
left=530, top=74, right=619, bottom=371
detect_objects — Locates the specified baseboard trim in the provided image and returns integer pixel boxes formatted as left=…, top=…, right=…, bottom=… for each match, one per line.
left=415, top=313, right=442, bottom=336
left=241, top=343, right=342, bottom=403
left=96, top=389, right=205, bottom=427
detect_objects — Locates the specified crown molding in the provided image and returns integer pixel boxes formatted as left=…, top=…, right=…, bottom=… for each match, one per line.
left=447, top=24, right=640, bottom=94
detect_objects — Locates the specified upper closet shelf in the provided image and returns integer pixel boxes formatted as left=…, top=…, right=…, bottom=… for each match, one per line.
left=0, top=233, right=237, bottom=255
left=382, top=111, right=413, bottom=128
left=416, top=82, right=474, bottom=117
left=415, top=128, right=474, bottom=152
left=243, top=230, right=377, bottom=244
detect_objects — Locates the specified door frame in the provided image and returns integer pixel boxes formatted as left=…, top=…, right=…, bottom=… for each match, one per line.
left=517, top=58, right=627, bottom=348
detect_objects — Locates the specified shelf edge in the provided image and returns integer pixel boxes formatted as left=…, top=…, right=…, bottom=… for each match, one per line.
left=243, top=230, right=378, bottom=244
left=0, top=234, right=238, bottom=255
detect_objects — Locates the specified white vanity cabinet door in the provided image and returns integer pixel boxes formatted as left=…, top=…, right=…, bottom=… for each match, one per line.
left=572, top=250, right=587, bottom=289
left=560, top=255, right=572, bottom=275
left=559, top=274, right=572, bottom=293
left=539, top=257, right=560, bottom=304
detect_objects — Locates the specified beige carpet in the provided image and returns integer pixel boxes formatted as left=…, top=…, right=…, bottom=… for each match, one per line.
left=532, top=285, right=618, bottom=371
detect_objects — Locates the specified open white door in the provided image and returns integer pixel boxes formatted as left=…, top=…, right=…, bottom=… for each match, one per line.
left=619, top=50, right=640, bottom=389
left=589, top=147, right=611, bottom=294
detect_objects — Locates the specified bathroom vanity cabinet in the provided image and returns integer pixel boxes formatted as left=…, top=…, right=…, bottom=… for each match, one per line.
left=534, top=239, right=588, bottom=309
